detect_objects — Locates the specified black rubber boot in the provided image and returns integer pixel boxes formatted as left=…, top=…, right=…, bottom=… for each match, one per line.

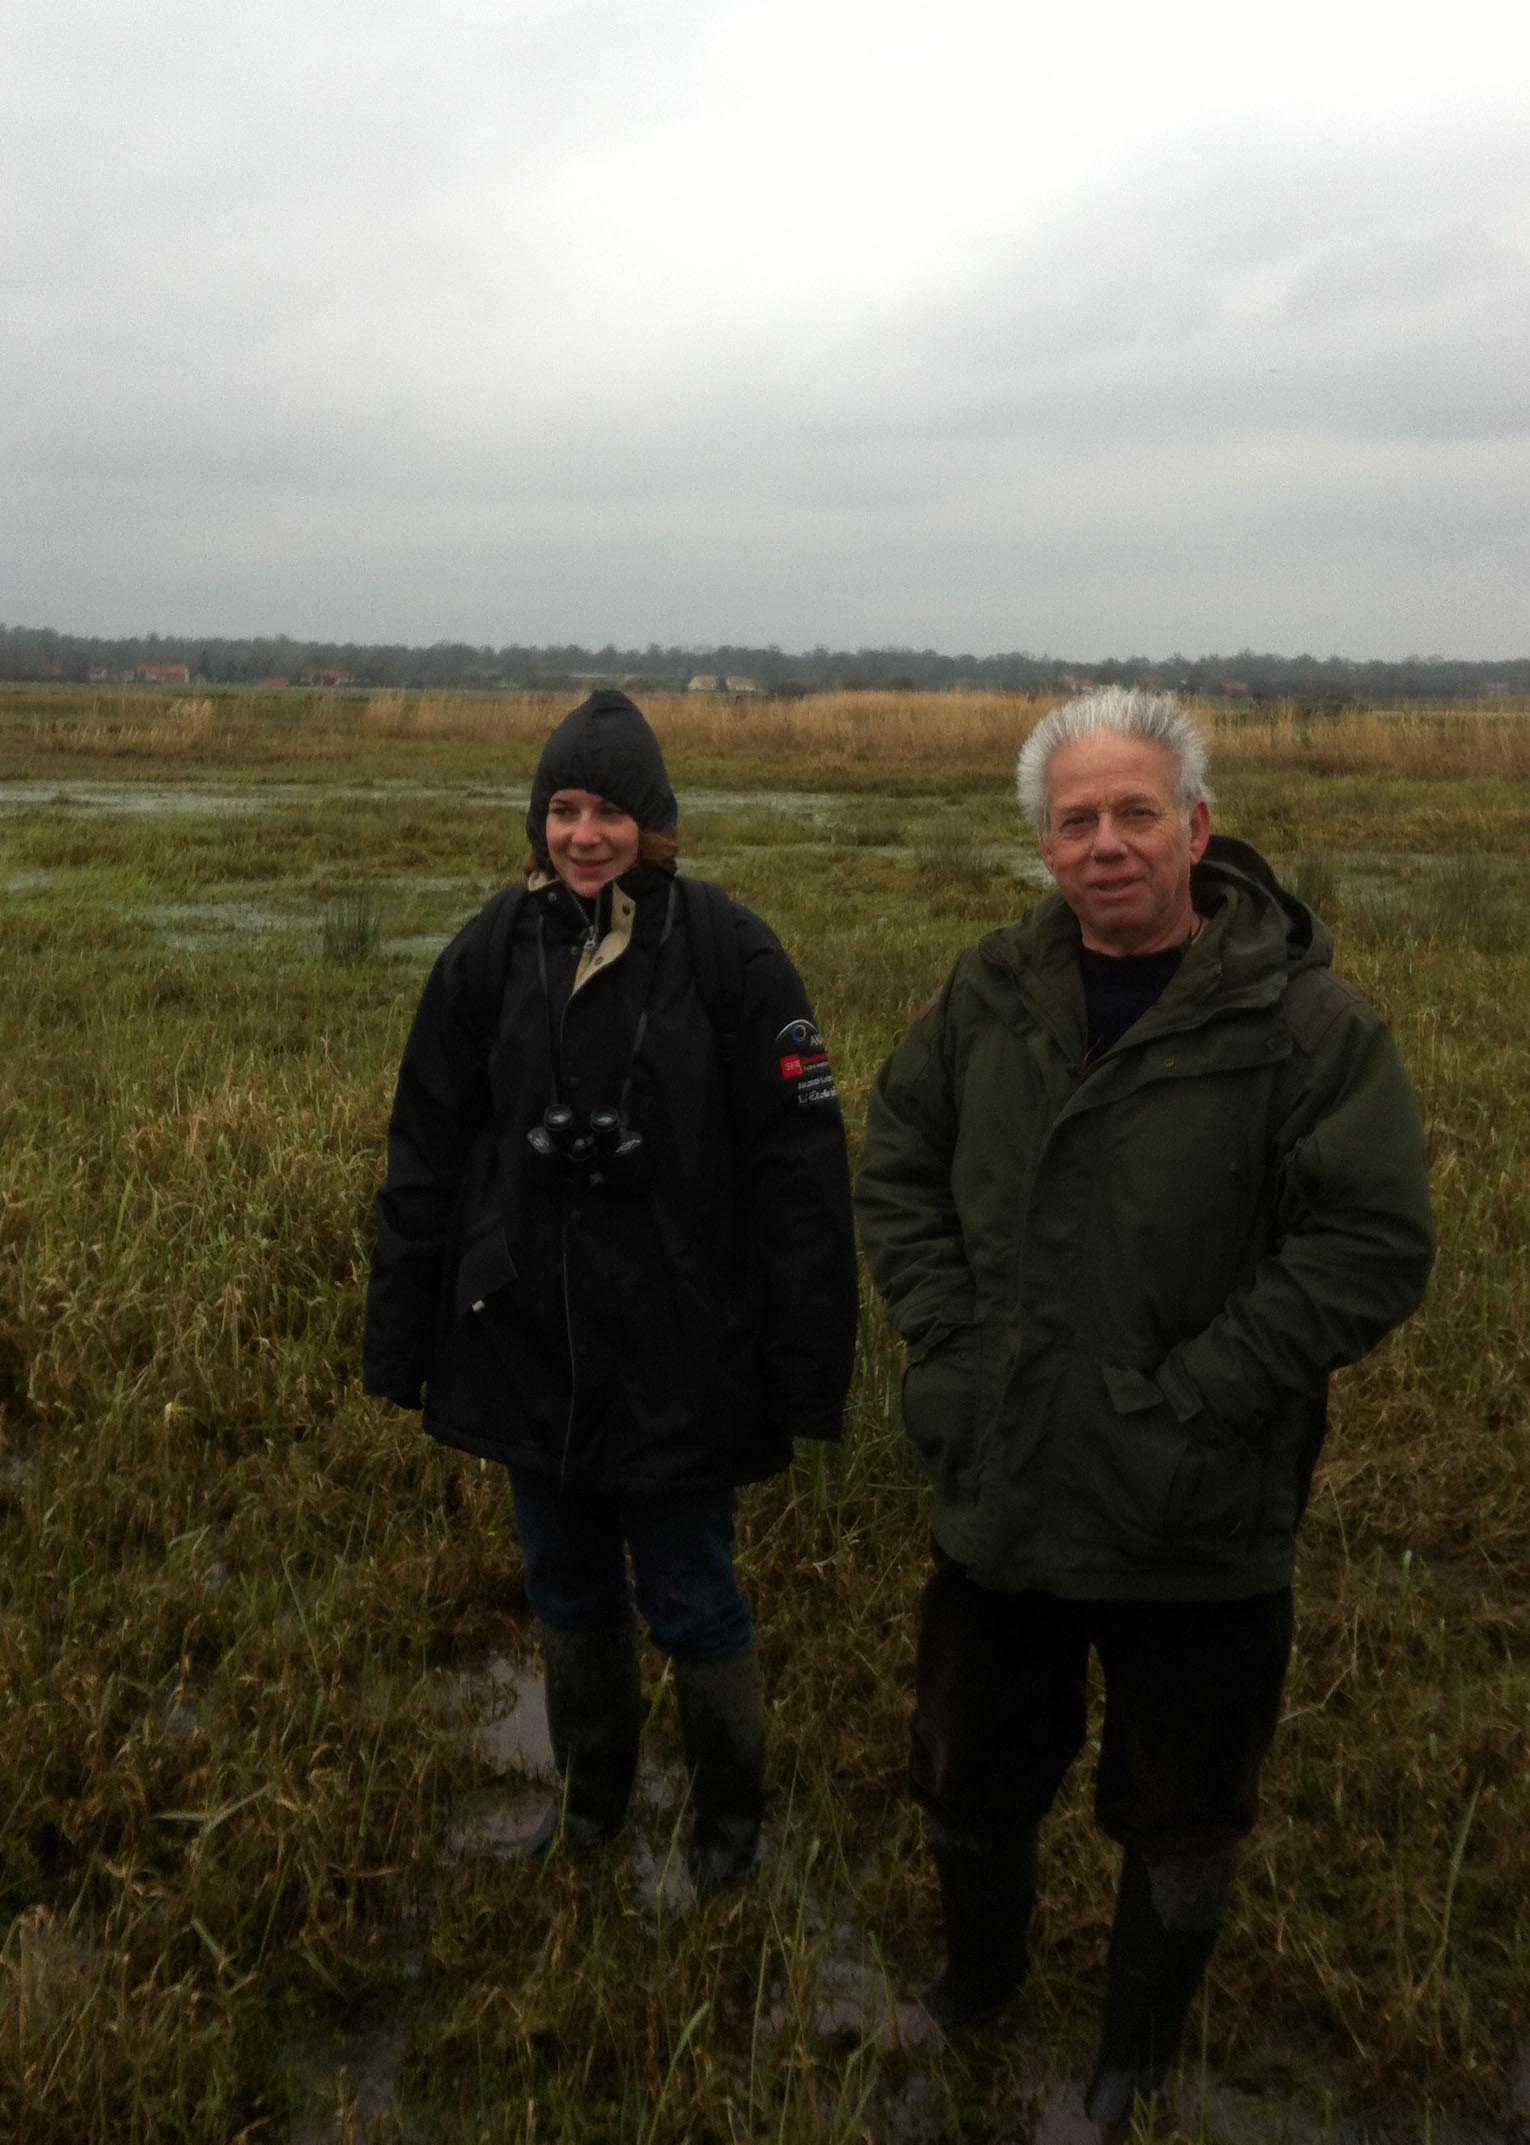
left=673, top=1642, right=766, bottom=1893
left=1083, top=1844, right=1238, bottom=2127
left=923, top=1819, right=1038, bottom=2031
left=513, top=1619, right=642, bottom=1858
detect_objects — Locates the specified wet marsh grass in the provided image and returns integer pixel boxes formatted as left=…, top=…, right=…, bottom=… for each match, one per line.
left=321, top=886, right=384, bottom=964
left=0, top=690, right=1527, bottom=2139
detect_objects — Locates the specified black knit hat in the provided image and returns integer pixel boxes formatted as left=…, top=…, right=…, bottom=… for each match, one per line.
left=526, top=689, right=677, bottom=864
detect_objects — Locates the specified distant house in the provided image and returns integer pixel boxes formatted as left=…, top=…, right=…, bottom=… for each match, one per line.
left=687, top=674, right=719, bottom=693
left=723, top=675, right=760, bottom=694
left=256, top=675, right=291, bottom=690
left=301, top=668, right=357, bottom=688
left=136, top=663, right=189, bottom=684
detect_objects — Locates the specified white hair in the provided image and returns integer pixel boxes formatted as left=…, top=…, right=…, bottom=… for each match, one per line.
left=1015, top=686, right=1212, bottom=833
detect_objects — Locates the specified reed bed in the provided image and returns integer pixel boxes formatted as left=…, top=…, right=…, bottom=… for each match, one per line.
left=6, top=682, right=1530, bottom=784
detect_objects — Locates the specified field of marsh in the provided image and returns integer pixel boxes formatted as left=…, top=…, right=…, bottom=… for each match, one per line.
left=1, top=685, right=1527, bottom=2143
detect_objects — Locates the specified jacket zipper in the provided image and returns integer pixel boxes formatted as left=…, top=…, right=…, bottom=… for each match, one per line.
left=558, top=1198, right=578, bottom=1490
left=553, top=884, right=621, bottom=1490
left=555, top=948, right=581, bottom=1490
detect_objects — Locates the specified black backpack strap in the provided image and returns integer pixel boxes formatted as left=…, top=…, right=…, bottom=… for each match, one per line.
left=472, top=878, right=741, bottom=1061
left=471, top=885, right=527, bottom=1041
left=680, top=876, right=744, bottom=1066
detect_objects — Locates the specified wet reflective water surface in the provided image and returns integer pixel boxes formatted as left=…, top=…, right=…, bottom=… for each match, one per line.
left=285, top=2015, right=426, bottom=2145
left=280, top=1649, right=1527, bottom=2143
left=439, top=1654, right=560, bottom=1860
left=0, top=777, right=845, bottom=820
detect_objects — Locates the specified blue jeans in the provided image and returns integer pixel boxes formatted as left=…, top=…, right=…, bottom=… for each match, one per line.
left=507, top=1471, right=755, bottom=1664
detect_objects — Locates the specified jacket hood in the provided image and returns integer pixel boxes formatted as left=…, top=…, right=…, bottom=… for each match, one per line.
left=526, top=689, right=678, bottom=863
left=1192, top=833, right=1331, bottom=983
left=980, top=832, right=1331, bottom=1008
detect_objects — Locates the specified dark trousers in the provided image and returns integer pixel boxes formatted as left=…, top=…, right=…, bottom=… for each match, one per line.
left=910, top=1553, right=1293, bottom=1855
left=507, top=1471, right=754, bottom=1664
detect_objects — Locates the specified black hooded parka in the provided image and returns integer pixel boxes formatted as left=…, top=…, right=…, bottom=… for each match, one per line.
left=364, top=858, right=858, bottom=1494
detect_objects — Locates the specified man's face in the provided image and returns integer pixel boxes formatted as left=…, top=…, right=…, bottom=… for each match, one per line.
left=1038, top=731, right=1211, bottom=956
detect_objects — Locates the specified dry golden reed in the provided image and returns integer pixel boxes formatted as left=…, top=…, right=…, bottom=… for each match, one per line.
left=360, top=687, right=1530, bottom=779
left=6, top=682, right=1528, bottom=781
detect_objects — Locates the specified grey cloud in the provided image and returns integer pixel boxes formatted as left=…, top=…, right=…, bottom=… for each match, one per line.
left=791, top=119, right=1529, bottom=461
left=3, top=6, right=1527, bottom=657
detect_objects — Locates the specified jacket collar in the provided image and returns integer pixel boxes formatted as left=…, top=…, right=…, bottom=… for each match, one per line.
left=973, top=835, right=1327, bottom=1054
left=526, top=867, right=674, bottom=993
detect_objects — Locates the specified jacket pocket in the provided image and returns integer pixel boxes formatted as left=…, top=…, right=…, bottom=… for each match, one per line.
left=901, top=1326, right=981, bottom=1496
left=449, top=1222, right=569, bottom=1429
left=455, top=1224, right=518, bottom=1315
left=1097, top=1362, right=1259, bottom=1549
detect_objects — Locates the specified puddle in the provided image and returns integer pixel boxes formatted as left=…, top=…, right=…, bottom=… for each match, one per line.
left=856, top=2052, right=1524, bottom=2145
left=872, top=2048, right=1530, bottom=2145
left=0, top=1451, right=32, bottom=1495
left=747, top=1926, right=1530, bottom=2145
left=440, top=1653, right=559, bottom=1860
left=4, top=870, right=54, bottom=893
left=439, top=1653, right=699, bottom=1893
left=760, top=1931, right=939, bottom=2055
left=1023, top=2086, right=1105, bottom=2145
left=149, top=900, right=290, bottom=947
left=1275, top=850, right=1528, bottom=888
left=878, top=2078, right=1099, bottom=2145
left=357, top=1650, right=1530, bottom=2143
left=445, top=1653, right=555, bottom=1775
left=0, top=778, right=846, bottom=822
left=623, top=1774, right=730, bottom=1916
left=0, top=778, right=468, bottom=819
left=156, top=1695, right=204, bottom=1748
left=442, top=1785, right=550, bottom=1858
left=0, top=783, right=265, bottom=817
left=1181, top=2078, right=1521, bottom=2145
left=681, top=788, right=841, bottom=819
left=384, top=932, right=463, bottom=963
left=285, top=2018, right=419, bottom=2145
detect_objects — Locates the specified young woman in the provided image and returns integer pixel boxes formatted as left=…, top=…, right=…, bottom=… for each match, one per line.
left=364, top=689, right=857, bottom=1887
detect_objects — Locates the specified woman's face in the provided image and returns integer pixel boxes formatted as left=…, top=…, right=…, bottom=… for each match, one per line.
left=545, top=788, right=642, bottom=898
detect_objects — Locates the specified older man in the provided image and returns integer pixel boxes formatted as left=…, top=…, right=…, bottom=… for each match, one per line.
left=856, top=688, right=1433, bottom=2121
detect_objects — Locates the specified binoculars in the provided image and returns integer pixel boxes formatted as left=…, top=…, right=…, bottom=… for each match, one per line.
left=525, top=1103, right=649, bottom=1191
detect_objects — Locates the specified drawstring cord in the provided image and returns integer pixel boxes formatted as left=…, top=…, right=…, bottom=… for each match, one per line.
left=535, top=878, right=679, bottom=1115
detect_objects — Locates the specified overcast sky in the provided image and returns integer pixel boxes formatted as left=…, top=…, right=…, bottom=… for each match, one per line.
left=5, top=0, right=1528, bottom=658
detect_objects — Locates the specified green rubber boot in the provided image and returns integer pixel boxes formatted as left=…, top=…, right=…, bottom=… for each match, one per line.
left=513, top=1619, right=642, bottom=1858
left=1083, top=1844, right=1238, bottom=2126
left=674, top=1642, right=766, bottom=1892
left=924, top=1819, right=1038, bottom=2031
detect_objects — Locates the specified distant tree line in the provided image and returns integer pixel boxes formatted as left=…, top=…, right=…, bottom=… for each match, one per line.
left=1, top=622, right=1526, bottom=703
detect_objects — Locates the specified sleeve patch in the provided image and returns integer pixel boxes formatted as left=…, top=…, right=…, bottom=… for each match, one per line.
left=775, top=1018, right=839, bottom=1106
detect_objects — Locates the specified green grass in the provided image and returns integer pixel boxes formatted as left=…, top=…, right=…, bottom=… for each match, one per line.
left=0, top=693, right=1527, bottom=2140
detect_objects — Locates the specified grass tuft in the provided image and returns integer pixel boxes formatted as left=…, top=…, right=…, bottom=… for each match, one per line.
left=320, top=887, right=383, bottom=963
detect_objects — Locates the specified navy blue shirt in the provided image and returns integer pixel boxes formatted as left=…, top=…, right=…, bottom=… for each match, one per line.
left=1079, top=942, right=1185, bottom=1063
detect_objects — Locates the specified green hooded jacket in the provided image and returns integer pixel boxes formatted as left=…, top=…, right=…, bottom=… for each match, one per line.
left=856, top=836, right=1434, bottom=1600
